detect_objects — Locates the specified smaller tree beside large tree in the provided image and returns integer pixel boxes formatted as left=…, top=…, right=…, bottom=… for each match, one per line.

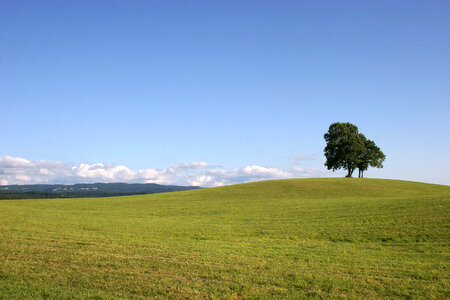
left=356, top=135, right=385, bottom=178
left=323, top=122, right=385, bottom=178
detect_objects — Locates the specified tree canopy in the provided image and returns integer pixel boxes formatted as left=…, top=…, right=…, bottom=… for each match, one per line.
left=323, top=122, right=385, bottom=177
left=356, top=135, right=386, bottom=178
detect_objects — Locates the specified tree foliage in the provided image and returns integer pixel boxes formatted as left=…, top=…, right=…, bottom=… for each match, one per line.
left=324, top=122, right=385, bottom=177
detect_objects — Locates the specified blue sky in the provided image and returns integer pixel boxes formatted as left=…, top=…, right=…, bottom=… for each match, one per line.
left=1, top=0, right=449, bottom=186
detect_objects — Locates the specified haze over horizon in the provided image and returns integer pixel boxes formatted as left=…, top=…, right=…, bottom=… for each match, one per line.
left=1, top=1, right=449, bottom=186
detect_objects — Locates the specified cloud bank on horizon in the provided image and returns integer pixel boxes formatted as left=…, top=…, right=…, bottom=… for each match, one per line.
left=0, top=156, right=328, bottom=187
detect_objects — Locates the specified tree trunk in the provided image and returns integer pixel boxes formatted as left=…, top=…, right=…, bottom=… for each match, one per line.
left=347, top=167, right=353, bottom=177
left=358, top=169, right=361, bottom=178
left=361, top=170, right=364, bottom=178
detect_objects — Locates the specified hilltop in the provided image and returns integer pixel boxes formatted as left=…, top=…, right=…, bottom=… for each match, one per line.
left=0, top=178, right=449, bottom=298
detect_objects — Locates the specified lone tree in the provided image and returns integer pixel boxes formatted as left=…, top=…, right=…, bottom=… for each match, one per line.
left=323, top=122, right=385, bottom=177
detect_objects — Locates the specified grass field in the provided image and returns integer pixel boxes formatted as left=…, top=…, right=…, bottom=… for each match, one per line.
left=0, top=178, right=449, bottom=299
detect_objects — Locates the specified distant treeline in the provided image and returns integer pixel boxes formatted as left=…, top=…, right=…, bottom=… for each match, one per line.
left=0, top=183, right=201, bottom=200
left=0, top=190, right=155, bottom=199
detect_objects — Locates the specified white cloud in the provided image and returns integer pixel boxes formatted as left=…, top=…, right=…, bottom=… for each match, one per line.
left=74, top=163, right=135, bottom=181
left=0, top=156, right=328, bottom=187
left=15, top=175, right=31, bottom=182
left=242, top=165, right=290, bottom=177
left=0, top=156, right=34, bottom=167
left=39, top=168, right=51, bottom=175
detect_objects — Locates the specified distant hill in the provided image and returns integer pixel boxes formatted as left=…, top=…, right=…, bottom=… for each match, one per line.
left=0, top=182, right=201, bottom=199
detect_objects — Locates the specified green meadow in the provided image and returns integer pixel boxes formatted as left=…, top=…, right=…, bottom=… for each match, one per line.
left=0, top=178, right=449, bottom=299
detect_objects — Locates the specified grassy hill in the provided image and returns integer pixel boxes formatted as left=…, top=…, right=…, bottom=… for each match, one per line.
left=0, top=178, right=449, bottom=298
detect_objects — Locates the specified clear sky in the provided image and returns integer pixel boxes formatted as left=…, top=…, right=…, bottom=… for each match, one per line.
left=1, top=0, right=449, bottom=186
